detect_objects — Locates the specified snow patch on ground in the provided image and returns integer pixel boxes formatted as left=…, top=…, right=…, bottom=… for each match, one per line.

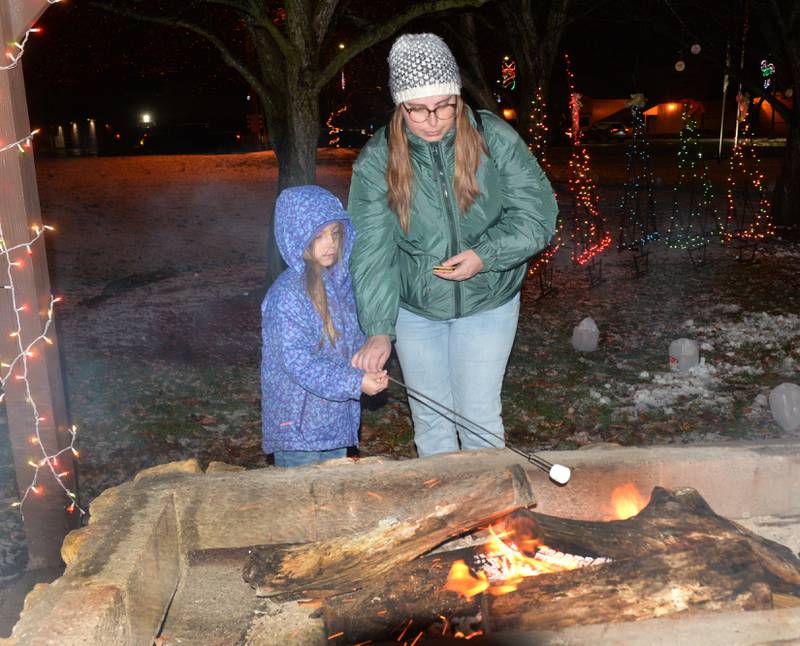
left=627, top=309, right=800, bottom=415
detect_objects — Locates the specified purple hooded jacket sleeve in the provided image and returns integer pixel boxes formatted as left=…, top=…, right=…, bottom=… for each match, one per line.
left=267, top=286, right=363, bottom=401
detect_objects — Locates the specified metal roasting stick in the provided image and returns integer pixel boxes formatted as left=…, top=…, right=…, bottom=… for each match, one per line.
left=387, top=376, right=571, bottom=484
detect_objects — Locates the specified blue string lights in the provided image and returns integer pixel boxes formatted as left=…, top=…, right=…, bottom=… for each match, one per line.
left=617, top=94, right=660, bottom=251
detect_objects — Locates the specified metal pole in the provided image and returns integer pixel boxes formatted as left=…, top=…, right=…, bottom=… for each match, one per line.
left=718, top=41, right=731, bottom=160
left=734, top=3, right=750, bottom=148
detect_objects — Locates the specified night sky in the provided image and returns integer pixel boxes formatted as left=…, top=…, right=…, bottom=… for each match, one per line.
left=21, top=1, right=768, bottom=134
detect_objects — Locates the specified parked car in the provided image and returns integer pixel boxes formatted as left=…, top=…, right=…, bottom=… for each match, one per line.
left=582, top=121, right=633, bottom=142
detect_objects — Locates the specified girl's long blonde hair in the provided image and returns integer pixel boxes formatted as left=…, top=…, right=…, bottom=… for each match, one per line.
left=303, top=222, right=343, bottom=348
left=387, top=96, right=488, bottom=234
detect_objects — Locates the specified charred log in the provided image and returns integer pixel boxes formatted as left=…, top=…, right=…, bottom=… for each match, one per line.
left=243, top=464, right=535, bottom=597
left=320, top=487, right=800, bottom=642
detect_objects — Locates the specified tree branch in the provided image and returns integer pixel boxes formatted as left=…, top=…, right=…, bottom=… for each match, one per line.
left=91, top=3, right=269, bottom=98
left=314, top=0, right=341, bottom=47
left=247, top=0, right=296, bottom=62
left=315, top=0, right=493, bottom=90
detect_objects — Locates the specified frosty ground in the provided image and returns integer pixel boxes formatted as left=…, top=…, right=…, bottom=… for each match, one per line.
left=0, top=142, right=798, bottom=584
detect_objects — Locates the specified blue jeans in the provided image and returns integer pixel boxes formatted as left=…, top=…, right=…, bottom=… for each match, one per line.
left=394, top=293, right=520, bottom=457
left=273, top=448, right=347, bottom=467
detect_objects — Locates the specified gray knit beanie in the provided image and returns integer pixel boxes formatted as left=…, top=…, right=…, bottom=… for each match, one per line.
left=388, top=33, right=461, bottom=105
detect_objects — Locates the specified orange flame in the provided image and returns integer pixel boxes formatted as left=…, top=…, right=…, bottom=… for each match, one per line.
left=444, top=521, right=584, bottom=601
left=610, top=483, right=648, bottom=519
left=443, top=561, right=489, bottom=600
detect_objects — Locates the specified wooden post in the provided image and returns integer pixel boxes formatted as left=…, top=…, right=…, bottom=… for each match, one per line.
left=0, top=0, right=77, bottom=569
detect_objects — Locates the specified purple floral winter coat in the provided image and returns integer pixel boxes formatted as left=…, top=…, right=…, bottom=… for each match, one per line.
left=261, top=185, right=365, bottom=453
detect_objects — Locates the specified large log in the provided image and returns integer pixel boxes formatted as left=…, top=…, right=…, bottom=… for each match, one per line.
left=527, top=486, right=800, bottom=587
left=242, top=463, right=535, bottom=597
left=323, top=540, right=785, bottom=642
left=320, top=487, right=800, bottom=642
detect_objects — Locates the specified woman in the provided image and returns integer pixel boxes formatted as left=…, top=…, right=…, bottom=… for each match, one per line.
left=348, top=33, right=557, bottom=457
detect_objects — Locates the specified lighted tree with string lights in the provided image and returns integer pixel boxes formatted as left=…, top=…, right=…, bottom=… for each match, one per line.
left=722, top=92, right=775, bottom=245
left=665, top=100, right=719, bottom=252
left=527, top=85, right=549, bottom=169
left=326, top=104, right=348, bottom=148
left=617, top=93, right=659, bottom=253
left=564, top=55, right=611, bottom=272
left=525, top=86, right=562, bottom=296
left=1, top=0, right=80, bottom=569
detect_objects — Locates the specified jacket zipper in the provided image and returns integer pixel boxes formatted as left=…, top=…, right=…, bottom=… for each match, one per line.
left=431, top=142, right=462, bottom=318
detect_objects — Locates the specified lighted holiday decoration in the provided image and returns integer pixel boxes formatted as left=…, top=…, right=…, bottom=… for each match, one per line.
left=526, top=86, right=563, bottom=298
left=0, top=0, right=61, bottom=71
left=563, top=55, right=611, bottom=278
left=0, top=219, right=82, bottom=518
left=665, top=100, right=719, bottom=255
left=617, top=93, right=659, bottom=266
left=0, top=130, right=39, bottom=153
left=526, top=86, right=549, bottom=168
left=1, top=0, right=81, bottom=520
left=326, top=104, right=348, bottom=147
left=500, top=56, right=516, bottom=91
left=760, top=59, right=776, bottom=93
left=721, top=93, right=775, bottom=248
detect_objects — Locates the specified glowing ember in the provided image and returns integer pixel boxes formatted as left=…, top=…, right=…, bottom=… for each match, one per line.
left=610, top=483, right=648, bottom=519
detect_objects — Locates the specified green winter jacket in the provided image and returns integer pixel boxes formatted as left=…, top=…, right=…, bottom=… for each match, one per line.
left=348, top=109, right=557, bottom=339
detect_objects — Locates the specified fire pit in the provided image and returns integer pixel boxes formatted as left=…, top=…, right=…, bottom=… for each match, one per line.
left=5, top=441, right=800, bottom=645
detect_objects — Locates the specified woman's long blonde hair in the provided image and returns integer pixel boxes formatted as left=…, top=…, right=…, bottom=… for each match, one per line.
left=303, top=222, right=343, bottom=348
left=387, top=96, right=488, bottom=234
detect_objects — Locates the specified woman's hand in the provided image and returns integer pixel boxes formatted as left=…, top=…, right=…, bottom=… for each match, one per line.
left=361, top=370, right=388, bottom=396
left=352, top=335, right=392, bottom=372
left=433, top=249, right=485, bottom=281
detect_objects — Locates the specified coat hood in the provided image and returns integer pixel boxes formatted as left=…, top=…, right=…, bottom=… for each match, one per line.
left=275, top=185, right=356, bottom=276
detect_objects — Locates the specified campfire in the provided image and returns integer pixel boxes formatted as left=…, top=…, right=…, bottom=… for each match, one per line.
left=444, top=513, right=613, bottom=602
left=243, top=466, right=800, bottom=644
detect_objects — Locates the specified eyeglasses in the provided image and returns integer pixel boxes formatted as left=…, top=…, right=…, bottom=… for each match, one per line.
left=403, top=103, right=457, bottom=123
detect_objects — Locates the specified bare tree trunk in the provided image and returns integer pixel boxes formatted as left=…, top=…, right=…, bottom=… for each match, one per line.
left=772, top=119, right=800, bottom=227
left=449, top=13, right=499, bottom=113
left=261, top=82, right=321, bottom=283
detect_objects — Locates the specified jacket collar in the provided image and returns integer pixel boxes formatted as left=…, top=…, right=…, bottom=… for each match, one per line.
left=404, top=119, right=457, bottom=156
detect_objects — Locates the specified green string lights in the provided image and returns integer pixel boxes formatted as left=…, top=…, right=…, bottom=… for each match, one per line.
left=666, top=101, right=720, bottom=250
left=617, top=94, right=659, bottom=252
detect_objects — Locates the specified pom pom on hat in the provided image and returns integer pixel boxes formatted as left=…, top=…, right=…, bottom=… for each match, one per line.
left=388, top=33, right=461, bottom=105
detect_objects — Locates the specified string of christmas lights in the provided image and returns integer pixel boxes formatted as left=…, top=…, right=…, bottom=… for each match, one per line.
left=564, top=54, right=611, bottom=266
left=665, top=101, right=720, bottom=250
left=722, top=93, right=775, bottom=242
left=0, top=130, right=39, bottom=153
left=617, top=93, right=659, bottom=251
left=527, top=86, right=549, bottom=169
left=526, top=86, right=563, bottom=279
left=326, top=104, right=348, bottom=147
left=0, top=0, right=62, bottom=71
left=0, top=219, right=83, bottom=519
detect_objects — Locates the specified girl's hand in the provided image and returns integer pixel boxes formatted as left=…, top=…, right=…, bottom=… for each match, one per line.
left=361, top=370, right=388, bottom=396
left=352, top=335, right=391, bottom=372
left=433, top=250, right=484, bottom=281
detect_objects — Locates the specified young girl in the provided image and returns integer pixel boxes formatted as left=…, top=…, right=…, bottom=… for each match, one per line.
left=261, top=185, right=387, bottom=467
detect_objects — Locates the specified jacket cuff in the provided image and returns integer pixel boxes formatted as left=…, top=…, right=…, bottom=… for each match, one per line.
left=471, top=240, right=496, bottom=273
left=362, top=321, right=396, bottom=341
left=347, top=368, right=364, bottom=400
